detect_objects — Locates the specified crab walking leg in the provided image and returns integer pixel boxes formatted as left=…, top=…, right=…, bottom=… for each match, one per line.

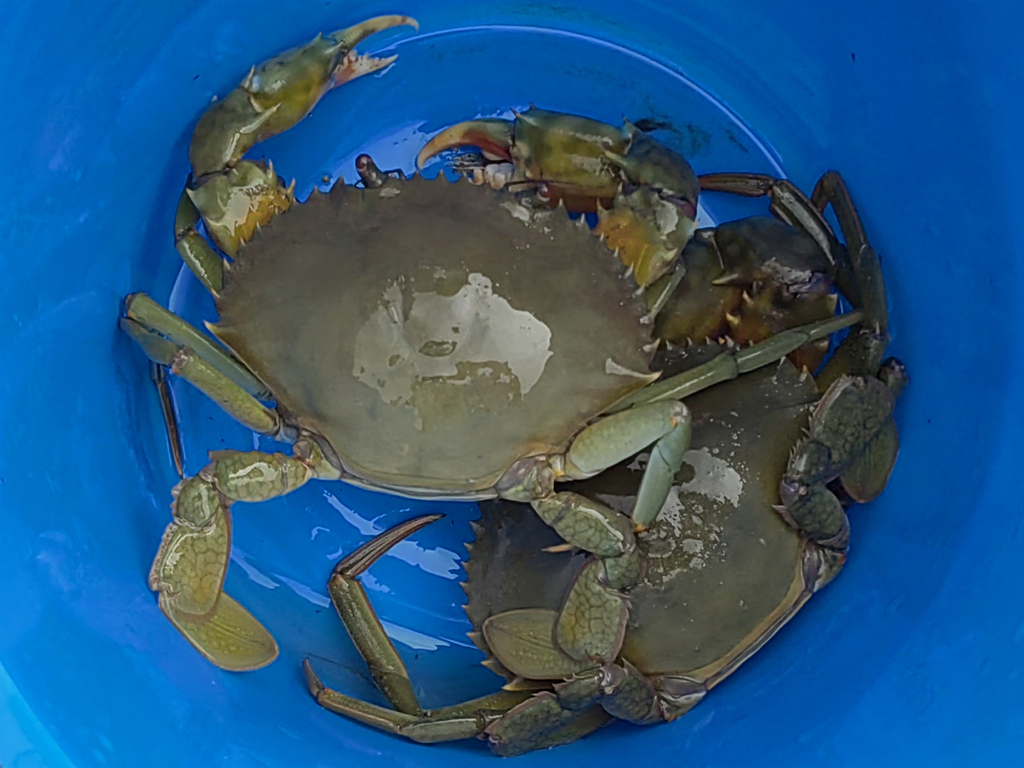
left=308, top=519, right=615, bottom=755
left=778, top=367, right=906, bottom=549
left=528, top=496, right=643, bottom=659
left=150, top=362, right=185, bottom=479
left=174, top=190, right=226, bottom=295
left=632, top=417, right=692, bottom=528
left=555, top=661, right=662, bottom=724
left=564, top=400, right=693, bottom=527
left=811, top=171, right=869, bottom=257
left=609, top=311, right=863, bottom=414
left=150, top=439, right=338, bottom=670
left=325, top=515, right=442, bottom=716
left=308, top=659, right=611, bottom=755
left=484, top=695, right=611, bottom=757
left=122, top=316, right=279, bottom=435
left=123, top=292, right=270, bottom=398
left=305, top=660, right=531, bottom=743
left=563, top=401, right=688, bottom=480
left=808, top=171, right=892, bottom=386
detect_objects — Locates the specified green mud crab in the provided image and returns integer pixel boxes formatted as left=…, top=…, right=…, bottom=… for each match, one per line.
left=119, top=14, right=906, bottom=756
left=301, top=115, right=907, bottom=753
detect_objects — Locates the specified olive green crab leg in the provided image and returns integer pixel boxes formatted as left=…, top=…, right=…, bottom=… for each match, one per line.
left=120, top=313, right=279, bottom=437
left=304, top=661, right=532, bottom=744
left=529, top=494, right=644, bottom=660
left=307, top=661, right=611, bottom=756
left=123, top=292, right=270, bottom=398
left=778, top=359, right=908, bottom=550
left=149, top=362, right=185, bottom=479
left=771, top=173, right=907, bottom=550
left=150, top=437, right=340, bottom=670
left=323, top=514, right=443, bottom=716
left=306, top=517, right=612, bottom=754
left=609, top=311, right=863, bottom=414
left=174, top=190, right=227, bottom=295
left=561, top=401, right=693, bottom=530
left=808, top=170, right=891, bottom=386
left=496, top=400, right=691, bottom=533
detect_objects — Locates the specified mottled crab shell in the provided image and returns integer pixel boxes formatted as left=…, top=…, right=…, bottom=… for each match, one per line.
left=465, top=342, right=830, bottom=688
left=212, top=174, right=653, bottom=496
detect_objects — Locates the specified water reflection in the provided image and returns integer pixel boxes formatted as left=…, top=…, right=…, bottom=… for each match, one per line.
left=230, top=548, right=279, bottom=590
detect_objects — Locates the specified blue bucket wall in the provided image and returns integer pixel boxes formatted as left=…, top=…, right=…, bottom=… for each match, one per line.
left=1, top=1, right=1022, bottom=766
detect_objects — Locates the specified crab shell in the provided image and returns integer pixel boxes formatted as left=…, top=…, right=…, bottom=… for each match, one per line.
left=464, top=341, right=840, bottom=702
left=210, top=174, right=655, bottom=497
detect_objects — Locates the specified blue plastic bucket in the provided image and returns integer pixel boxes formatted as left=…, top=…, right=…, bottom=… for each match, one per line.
left=2, top=2, right=1022, bottom=766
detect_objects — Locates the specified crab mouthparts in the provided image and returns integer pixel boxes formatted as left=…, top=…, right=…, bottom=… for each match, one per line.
left=332, top=49, right=398, bottom=86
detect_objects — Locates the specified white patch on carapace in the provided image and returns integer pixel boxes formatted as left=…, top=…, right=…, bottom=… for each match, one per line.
left=676, top=446, right=744, bottom=507
left=378, top=187, right=401, bottom=198
left=612, top=446, right=741, bottom=579
left=501, top=200, right=533, bottom=223
left=353, top=272, right=553, bottom=426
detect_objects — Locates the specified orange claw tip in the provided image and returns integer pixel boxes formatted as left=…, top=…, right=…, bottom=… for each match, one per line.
left=415, top=119, right=514, bottom=169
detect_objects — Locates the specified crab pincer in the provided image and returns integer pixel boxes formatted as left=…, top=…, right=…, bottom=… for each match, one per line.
left=177, top=15, right=419, bottom=293
left=417, top=108, right=700, bottom=288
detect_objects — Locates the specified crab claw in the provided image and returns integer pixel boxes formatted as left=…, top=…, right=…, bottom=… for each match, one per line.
left=416, top=119, right=514, bottom=169
left=190, top=15, right=418, bottom=178
left=328, top=15, right=419, bottom=86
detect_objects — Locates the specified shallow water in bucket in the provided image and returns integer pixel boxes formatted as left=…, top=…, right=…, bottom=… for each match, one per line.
left=1, top=2, right=1022, bottom=767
